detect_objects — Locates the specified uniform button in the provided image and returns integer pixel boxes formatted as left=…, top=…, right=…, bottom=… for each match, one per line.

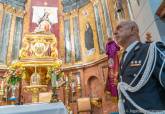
left=133, top=74, right=136, bottom=77
left=123, top=99, right=125, bottom=103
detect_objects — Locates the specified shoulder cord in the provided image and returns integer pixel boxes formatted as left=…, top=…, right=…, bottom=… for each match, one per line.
left=118, top=42, right=165, bottom=114
left=157, top=46, right=165, bottom=88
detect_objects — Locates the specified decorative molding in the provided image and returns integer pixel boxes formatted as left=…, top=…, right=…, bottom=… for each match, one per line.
left=0, top=0, right=26, bottom=10
left=62, top=56, right=107, bottom=71
left=2, top=3, right=25, bottom=17
left=0, top=64, right=8, bottom=69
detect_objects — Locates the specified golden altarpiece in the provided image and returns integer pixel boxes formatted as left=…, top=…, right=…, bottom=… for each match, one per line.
left=0, top=33, right=64, bottom=104
left=19, top=33, right=61, bottom=103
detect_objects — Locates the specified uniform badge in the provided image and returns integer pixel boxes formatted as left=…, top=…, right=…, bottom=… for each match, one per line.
left=130, top=60, right=142, bottom=67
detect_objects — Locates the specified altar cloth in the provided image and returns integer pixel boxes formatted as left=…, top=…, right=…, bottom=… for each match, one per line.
left=0, top=102, right=68, bottom=114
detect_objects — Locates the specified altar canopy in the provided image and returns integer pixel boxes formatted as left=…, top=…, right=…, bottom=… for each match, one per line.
left=0, top=102, right=67, bottom=114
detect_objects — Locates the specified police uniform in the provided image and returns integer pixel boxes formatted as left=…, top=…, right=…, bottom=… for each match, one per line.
left=119, top=41, right=165, bottom=114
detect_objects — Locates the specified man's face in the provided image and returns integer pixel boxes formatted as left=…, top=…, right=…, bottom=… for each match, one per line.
left=114, top=22, right=131, bottom=46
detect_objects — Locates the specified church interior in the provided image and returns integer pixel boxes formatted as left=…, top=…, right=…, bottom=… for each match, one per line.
left=0, top=0, right=164, bottom=114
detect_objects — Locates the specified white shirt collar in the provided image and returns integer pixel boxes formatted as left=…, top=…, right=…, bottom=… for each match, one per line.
left=125, top=41, right=139, bottom=54
left=123, top=41, right=139, bottom=62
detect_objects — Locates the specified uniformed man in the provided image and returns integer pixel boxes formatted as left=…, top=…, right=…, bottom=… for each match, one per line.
left=114, top=20, right=165, bottom=114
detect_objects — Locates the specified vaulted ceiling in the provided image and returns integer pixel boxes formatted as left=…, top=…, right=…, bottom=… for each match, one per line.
left=61, top=0, right=89, bottom=13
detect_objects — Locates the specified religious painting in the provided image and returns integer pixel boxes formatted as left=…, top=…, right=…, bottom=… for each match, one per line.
left=30, top=0, right=59, bottom=38
left=85, top=22, right=95, bottom=56
left=85, top=22, right=94, bottom=50
left=0, top=12, right=12, bottom=64
left=94, top=4, right=105, bottom=54
left=73, top=16, right=81, bottom=61
left=101, top=0, right=112, bottom=37
left=32, top=6, right=58, bottom=33
left=64, top=19, right=71, bottom=63
left=12, top=17, right=23, bottom=61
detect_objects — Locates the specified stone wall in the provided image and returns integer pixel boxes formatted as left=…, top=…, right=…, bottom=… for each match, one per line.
left=127, top=0, right=164, bottom=42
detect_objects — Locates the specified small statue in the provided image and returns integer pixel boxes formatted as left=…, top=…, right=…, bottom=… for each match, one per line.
left=34, top=10, right=51, bottom=33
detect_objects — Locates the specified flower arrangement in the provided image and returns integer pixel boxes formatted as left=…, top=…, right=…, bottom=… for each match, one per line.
left=6, top=61, right=25, bottom=86
left=47, top=67, right=64, bottom=80
left=52, top=59, right=63, bottom=69
left=47, top=59, right=63, bottom=78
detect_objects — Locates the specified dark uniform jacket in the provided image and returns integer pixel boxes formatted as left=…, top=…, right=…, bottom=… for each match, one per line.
left=119, top=42, right=165, bottom=114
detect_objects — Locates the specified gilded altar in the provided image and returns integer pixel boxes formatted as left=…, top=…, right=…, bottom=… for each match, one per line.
left=18, top=33, right=62, bottom=84
left=2, top=33, right=63, bottom=103
left=19, top=33, right=58, bottom=59
left=19, top=33, right=63, bottom=103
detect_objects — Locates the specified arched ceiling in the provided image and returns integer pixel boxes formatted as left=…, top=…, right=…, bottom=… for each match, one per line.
left=61, top=0, right=89, bottom=13
left=0, top=0, right=26, bottom=10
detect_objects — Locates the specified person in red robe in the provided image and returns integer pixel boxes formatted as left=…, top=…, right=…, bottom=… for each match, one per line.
left=105, top=37, right=120, bottom=97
